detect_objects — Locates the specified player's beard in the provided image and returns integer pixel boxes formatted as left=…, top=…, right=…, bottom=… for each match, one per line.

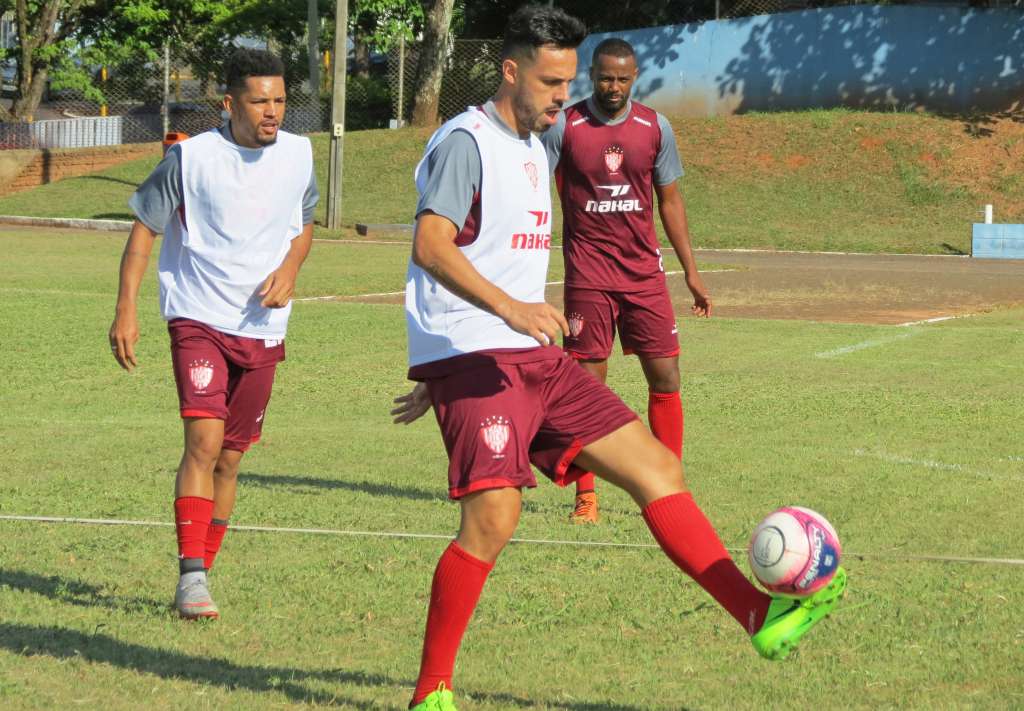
left=595, top=90, right=628, bottom=116
left=513, top=91, right=559, bottom=134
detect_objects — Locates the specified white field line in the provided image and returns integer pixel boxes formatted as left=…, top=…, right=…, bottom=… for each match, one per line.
left=295, top=270, right=728, bottom=303
left=2, top=514, right=1023, bottom=566
left=852, top=448, right=1024, bottom=482
left=814, top=331, right=919, bottom=359
left=314, top=239, right=973, bottom=260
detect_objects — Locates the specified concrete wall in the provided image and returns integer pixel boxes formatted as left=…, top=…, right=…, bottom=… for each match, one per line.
left=571, top=5, right=1024, bottom=116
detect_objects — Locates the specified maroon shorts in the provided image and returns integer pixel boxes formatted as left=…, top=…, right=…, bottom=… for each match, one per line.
left=423, top=347, right=639, bottom=499
left=563, top=286, right=680, bottom=361
left=168, top=319, right=286, bottom=452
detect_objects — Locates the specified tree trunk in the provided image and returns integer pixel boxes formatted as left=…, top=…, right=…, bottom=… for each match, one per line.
left=410, top=0, right=455, bottom=128
left=353, top=35, right=371, bottom=79
left=307, top=0, right=321, bottom=94
left=9, top=0, right=82, bottom=122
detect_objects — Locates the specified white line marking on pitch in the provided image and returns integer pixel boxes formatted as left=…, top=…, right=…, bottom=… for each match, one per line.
left=295, top=270, right=733, bottom=303
left=815, top=331, right=919, bottom=359
left=1, top=514, right=1022, bottom=566
left=852, top=449, right=1023, bottom=481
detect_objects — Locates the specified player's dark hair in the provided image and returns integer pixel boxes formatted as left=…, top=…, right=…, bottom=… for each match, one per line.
left=592, top=37, right=635, bottom=65
left=501, top=5, right=587, bottom=62
left=225, top=48, right=285, bottom=94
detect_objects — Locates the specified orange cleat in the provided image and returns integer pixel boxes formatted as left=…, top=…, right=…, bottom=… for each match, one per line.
left=569, top=491, right=599, bottom=524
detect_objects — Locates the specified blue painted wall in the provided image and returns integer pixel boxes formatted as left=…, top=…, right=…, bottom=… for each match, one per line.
left=570, top=5, right=1024, bottom=116
left=972, top=224, right=1024, bottom=259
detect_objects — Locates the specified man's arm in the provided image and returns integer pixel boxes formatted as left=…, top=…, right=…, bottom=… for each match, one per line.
left=109, top=220, right=159, bottom=370
left=413, top=214, right=568, bottom=345
left=260, top=222, right=314, bottom=308
left=655, top=181, right=712, bottom=318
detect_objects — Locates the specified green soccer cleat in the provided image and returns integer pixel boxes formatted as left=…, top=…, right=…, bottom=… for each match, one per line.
left=410, top=683, right=458, bottom=711
left=751, top=566, right=847, bottom=660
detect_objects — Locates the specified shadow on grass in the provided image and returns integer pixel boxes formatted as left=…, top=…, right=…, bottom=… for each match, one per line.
left=91, top=212, right=135, bottom=221
left=238, top=472, right=446, bottom=502
left=0, top=622, right=385, bottom=707
left=0, top=622, right=659, bottom=709
left=236, top=472, right=637, bottom=517
left=0, top=569, right=165, bottom=615
left=941, top=242, right=969, bottom=256
left=73, top=174, right=141, bottom=188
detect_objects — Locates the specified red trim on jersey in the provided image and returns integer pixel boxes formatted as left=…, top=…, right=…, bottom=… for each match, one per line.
left=454, top=191, right=481, bottom=247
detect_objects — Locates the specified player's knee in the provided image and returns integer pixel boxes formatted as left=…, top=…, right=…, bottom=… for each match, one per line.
left=185, top=431, right=223, bottom=465
left=648, top=372, right=680, bottom=393
left=214, top=458, right=240, bottom=481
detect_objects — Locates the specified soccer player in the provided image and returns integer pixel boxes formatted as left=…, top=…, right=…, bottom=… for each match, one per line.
left=392, top=7, right=845, bottom=710
left=108, top=49, right=318, bottom=619
left=541, top=37, right=711, bottom=524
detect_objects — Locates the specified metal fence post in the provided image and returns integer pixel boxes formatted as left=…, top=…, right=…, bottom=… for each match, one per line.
left=397, top=35, right=405, bottom=126
left=162, top=43, right=170, bottom=136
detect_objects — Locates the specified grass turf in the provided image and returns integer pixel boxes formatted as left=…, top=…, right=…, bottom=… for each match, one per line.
left=1, top=229, right=1022, bottom=709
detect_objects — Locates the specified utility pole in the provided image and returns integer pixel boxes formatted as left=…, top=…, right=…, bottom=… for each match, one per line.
left=326, top=0, right=348, bottom=229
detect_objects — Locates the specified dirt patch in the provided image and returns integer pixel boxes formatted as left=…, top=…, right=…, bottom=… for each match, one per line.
left=338, top=248, right=1024, bottom=325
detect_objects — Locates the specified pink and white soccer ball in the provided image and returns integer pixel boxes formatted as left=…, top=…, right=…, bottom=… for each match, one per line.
left=748, top=507, right=841, bottom=597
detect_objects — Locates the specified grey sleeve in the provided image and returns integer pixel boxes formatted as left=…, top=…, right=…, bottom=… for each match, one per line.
left=302, top=168, right=319, bottom=225
left=128, top=145, right=183, bottom=233
left=415, top=130, right=481, bottom=231
left=539, top=110, right=566, bottom=175
left=654, top=113, right=685, bottom=186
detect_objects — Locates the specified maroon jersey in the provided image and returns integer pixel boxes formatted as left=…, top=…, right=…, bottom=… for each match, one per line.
left=555, top=100, right=666, bottom=291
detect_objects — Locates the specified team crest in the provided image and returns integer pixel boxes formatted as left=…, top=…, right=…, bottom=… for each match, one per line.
left=480, top=415, right=511, bottom=457
left=568, top=312, right=585, bottom=338
left=523, top=161, right=539, bottom=191
left=189, top=359, right=214, bottom=393
left=603, top=144, right=625, bottom=173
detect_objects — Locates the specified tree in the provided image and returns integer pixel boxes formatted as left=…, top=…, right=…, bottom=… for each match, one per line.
left=2, top=0, right=94, bottom=122
left=410, top=0, right=453, bottom=127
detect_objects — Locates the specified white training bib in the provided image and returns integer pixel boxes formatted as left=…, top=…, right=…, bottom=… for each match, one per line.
left=406, top=107, right=553, bottom=366
left=158, top=128, right=312, bottom=339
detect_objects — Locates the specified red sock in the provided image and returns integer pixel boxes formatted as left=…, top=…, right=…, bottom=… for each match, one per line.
left=204, top=519, right=229, bottom=570
left=411, top=542, right=493, bottom=705
left=642, top=492, right=771, bottom=634
left=648, top=390, right=684, bottom=458
left=575, top=472, right=596, bottom=495
left=174, top=496, right=213, bottom=564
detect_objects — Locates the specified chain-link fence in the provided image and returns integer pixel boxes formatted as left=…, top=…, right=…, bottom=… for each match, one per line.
left=387, top=38, right=502, bottom=126
left=0, top=40, right=395, bottom=150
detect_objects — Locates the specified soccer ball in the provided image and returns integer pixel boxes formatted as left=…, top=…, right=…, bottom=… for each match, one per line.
left=748, top=506, right=841, bottom=597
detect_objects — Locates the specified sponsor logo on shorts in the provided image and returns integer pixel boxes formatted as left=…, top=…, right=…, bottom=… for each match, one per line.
left=524, top=161, right=539, bottom=191
left=264, top=339, right=282, bottom=348
left=568, top=312, right=585, bottom=338
left=188, top=359, right=214, bottom=393
left=480, top=415, right=511, bottom=458
left=603, top=144, right=624, bottom=173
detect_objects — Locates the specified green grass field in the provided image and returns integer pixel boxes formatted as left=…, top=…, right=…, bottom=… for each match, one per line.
left=5, top=109, right=1023, bottom=254
left=1, top=228, right=1022, bottom=709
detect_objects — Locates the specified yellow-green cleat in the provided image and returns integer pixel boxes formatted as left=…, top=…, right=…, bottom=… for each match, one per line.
left=410, top=683, right=457, bottom=711
left=751, top=566, right=847, bottom=660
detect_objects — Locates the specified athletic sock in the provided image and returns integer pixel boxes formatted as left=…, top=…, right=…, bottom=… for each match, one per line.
left=411, top=542, right=493, bottom=706
left=648, top=390, right=684, bottom=458
left=204, top=518, right=229, bottom=571
left=175, top=496, right=213, bottom=576
left=642, top=492, right=772, bottom=634
left=575, top=472, right=596, bottom=495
